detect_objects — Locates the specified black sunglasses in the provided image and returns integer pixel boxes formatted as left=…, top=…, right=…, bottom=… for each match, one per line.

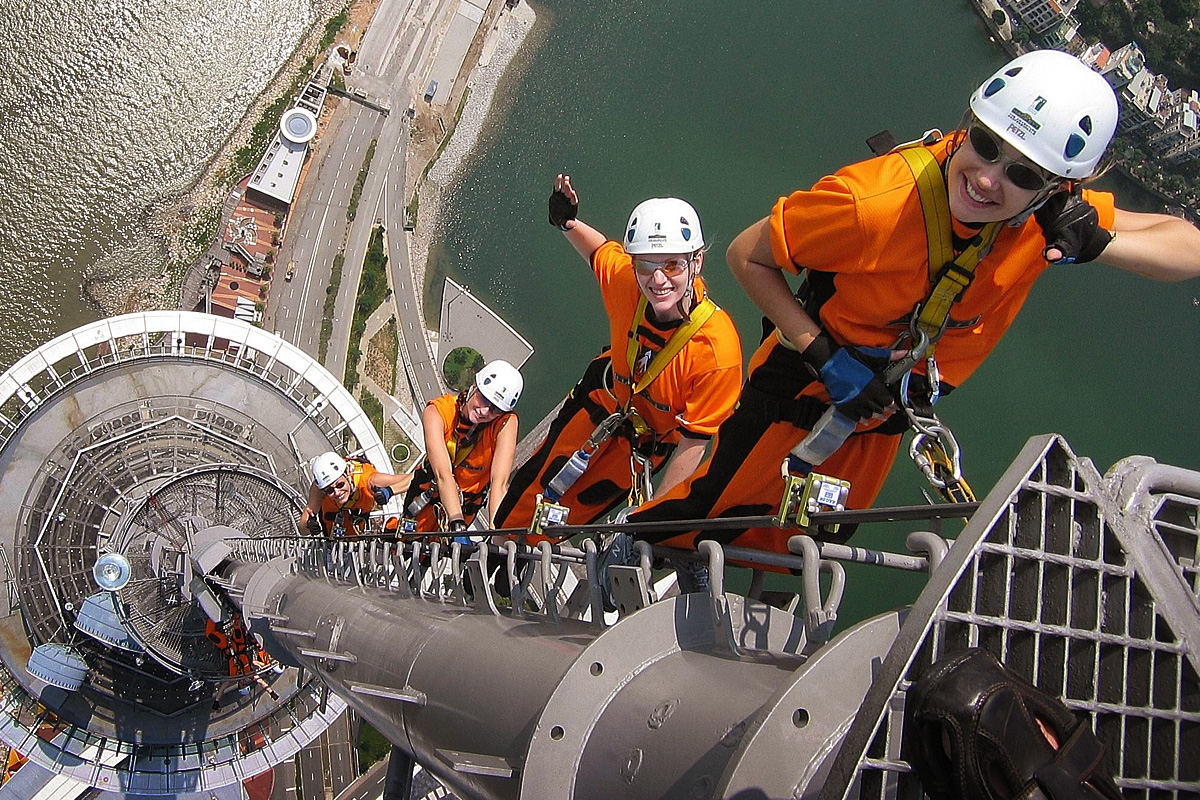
left=966, top=126, right=1053, bottom=192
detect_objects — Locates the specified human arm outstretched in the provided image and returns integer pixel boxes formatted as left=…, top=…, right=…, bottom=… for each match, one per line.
left=550, top=173, right=608, bottom=263
left=483, top=415, right=519, bottom=528
left=1103, top=207, right=1200, bottom=282
left=421, top=404, right=465, bottom=526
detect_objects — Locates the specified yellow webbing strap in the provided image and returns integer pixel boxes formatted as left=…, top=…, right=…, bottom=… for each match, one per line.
left=894, top=144, right=1003, bottom=343
left=444, top=436, right=476, bottom=469
left=624, top=295, right=716, bottom=397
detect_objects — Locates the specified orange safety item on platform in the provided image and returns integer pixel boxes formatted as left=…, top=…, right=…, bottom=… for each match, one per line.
left=494, top=241, right=742, bottom=532
left=319, top=459, right=378, bottom=536
left=630, top=135, right=1116, bottom=564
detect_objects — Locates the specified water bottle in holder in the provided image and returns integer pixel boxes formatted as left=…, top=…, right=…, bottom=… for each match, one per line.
left=787, top=406, right=858, bottom=474
left=545, top=447, right=592, bottom=503
left=406, top=489, right=433, bottom=516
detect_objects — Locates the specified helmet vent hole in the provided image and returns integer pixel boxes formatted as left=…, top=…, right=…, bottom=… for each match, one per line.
left=1064, top=133, right=1086, bottom=159
left=1004, top=65, right=1023, bottom=77
left=1078, top=115, right=1093, bottom=134
left=983, top=78, right=1005, bottom=98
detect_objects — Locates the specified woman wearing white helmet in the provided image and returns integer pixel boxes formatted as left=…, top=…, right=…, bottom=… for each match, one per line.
left=401, top=359, right=522, bottom=532
left=628, top=50, right=1200, bottom=559
left=492, top=175, right=743, bottom=537
left=299, top=451, right=411, bottom=537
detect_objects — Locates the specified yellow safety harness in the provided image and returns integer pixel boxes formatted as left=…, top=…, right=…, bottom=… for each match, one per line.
left=894, top=143, right=1004, bottom=351
left=619, top=294, right=717, bottom=505
left=893, top=136, right=1004, bottom=504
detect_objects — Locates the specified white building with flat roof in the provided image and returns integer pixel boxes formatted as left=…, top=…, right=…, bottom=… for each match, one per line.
left=246, top=81, right=328, bottom=205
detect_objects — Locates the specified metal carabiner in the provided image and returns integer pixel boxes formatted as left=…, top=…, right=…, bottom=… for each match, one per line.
left=585, top=410, right=629, bottom=452
left=908, top=423, right=965, bottom=490
left=629, top=450, right=655, bottom=507
left=883, top=327, right=930, bottom=386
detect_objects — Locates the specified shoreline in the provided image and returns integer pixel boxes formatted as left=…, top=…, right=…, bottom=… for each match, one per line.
left=83, top=0, right=360, bottom=317
left=408, top=1, right=540, bottom=326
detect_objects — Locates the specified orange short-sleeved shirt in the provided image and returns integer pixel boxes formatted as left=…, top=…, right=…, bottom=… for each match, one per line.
left=768, top=134, right=1116, bottom=388
left=591, top=240, right=743, bottom=439
left=426, top=392, right=514, bottom=496
left=319, top=459, right=378, bottom=534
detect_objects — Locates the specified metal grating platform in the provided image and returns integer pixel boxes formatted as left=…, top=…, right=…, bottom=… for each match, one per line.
left=821, top=435, right=1200, bottom=800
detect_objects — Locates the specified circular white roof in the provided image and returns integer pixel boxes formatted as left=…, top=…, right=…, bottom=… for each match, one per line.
left=280, top=107, right=318, bottom=144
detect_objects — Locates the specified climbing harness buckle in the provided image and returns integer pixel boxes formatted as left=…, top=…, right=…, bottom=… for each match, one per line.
left=884, top=326, right=931, bottom=386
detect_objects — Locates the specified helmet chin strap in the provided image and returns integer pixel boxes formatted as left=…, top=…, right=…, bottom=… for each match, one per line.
left=673, top=253, right=700, bottom=320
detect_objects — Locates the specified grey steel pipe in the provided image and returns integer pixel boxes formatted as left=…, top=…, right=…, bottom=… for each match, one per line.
left=219, top=554, right=816, bottom=800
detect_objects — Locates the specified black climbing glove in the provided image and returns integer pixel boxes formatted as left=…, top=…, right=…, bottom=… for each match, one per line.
left=371, top=486, right=393, bottom=506
left=802, top=331, right=894, bottom=422
left=305, top=516, right=323, bottom=536
left=548, top=187, right=578, bottom=230
left=1035, top=189, right=1112, bottom=264
left=448, top=519, right=467, bottom=533
left=905, top=648, right=1122, bottom=800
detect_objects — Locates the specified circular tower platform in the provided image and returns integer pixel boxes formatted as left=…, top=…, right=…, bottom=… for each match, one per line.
left=0, top=312, right=392, bottom=794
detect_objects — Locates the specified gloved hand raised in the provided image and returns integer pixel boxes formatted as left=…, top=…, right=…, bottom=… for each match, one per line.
left=372, top=486, right=393, bottom=506
left=305, top=516, right=323, bottom=536
left=802, top=331, right=895, bottom=422
left=548, top=173, right=578, bottom=230
left=1035, top=188, right=1112, bottom=264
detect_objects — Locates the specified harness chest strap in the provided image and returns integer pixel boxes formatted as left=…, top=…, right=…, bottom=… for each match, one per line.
left=444, top=423, right=480, bottom=469
left=624, top=294, right=717, bottom=398
left=894, top=144, right=1003, bottom=345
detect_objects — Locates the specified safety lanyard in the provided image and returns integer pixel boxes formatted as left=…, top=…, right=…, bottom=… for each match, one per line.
left=623, top=294, right=716, bottom=400
left=895, top=144, right=1003, bottom=347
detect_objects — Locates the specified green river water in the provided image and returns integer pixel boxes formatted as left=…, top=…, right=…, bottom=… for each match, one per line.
left=431, top=0, right=1200, bottom=617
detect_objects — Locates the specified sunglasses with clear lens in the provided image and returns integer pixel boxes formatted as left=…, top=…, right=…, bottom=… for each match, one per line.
left=632, top=256, right=692, bottom=277
left=967, top=126, right=1051, bottom=192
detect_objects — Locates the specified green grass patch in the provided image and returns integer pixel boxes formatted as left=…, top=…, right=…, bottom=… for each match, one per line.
left=330, top=70, right=346, bottom=92
left=343, top=227, right=389, bottom=392
left=356, top=721, right=392, bottom=773
left=319, top=251, right=345, bottom=363
left=360, top=390, right=385, bottom=438
left=319, top=6, right=350, bottom=52
left=347, top=139, right=377, bottom=222
left=386, top=317, right=400, bottom=394
left=443, top=346, right=484, bottom=392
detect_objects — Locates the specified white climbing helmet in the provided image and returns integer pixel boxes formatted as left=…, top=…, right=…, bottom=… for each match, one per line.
left=475, top=359, right=523, bottom=413
left=623, top=197, right=704, bottom=255
left=969, top=49, right=1118, bottom=179
left=310, top=451, right=349, bottom=490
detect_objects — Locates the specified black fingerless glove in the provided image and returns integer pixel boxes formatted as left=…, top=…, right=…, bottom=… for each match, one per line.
left=1035, top=189, right=1113, bottom=264
left=548, top=187, right=577, bottom=230
left=449, top=519, right=467, bottom=533
left=305, top=516, right=323, bottom=536
left=802, top=331, right=894, bottom=422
